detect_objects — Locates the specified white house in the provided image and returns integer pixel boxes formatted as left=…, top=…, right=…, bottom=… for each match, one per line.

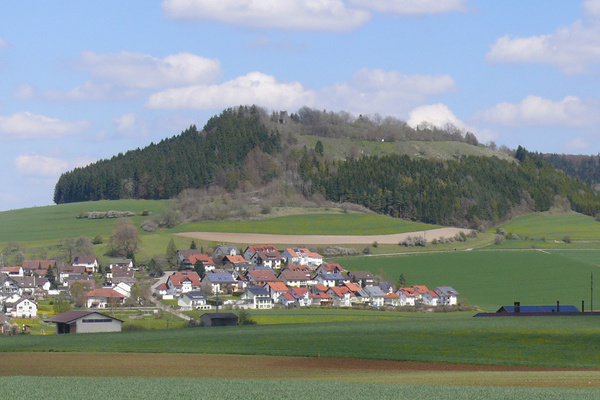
left=178, top=291, right=210, bottom=311
left=282, top=248, right=323, bottom=268
left=109, top=259, right=133, bottom=271
left=201, top=272, right=237, bottom=295
left=113, top=282, right=133, bottom=299
left=422, top=290, right=440, bottom=306
left=326, top=287, right=351, bottom=307
left=9, top=297, right=37, bottom=318
left=435, top=286, right=459, bottom=305
left=240, top=286, right=273, bottom=309
left=72, top=256, right=99, bottom=274
left=397, top=287, right=418, bottom=306
left=86, top=288, right=125, bottom=308
left=166, top=271, right=202, bottom=296
left=363, top=285, right=385, bottom=307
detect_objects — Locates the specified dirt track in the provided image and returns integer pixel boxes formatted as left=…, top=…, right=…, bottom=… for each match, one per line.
left=176, top=227, right=469, bottom=245
left=3, top=353, right=599, bottom=388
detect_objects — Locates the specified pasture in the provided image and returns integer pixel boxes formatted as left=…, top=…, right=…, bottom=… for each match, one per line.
left=3, top=313, right=600, bottom=369
left=333, top=249, right=600, bottom=310
left=500, top=211, right=600, bottom=241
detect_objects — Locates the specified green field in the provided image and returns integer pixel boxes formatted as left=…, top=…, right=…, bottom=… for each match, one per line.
left=2, top=313, right=600, bottom=369
left=1, top=376, right=597, bottom=400
left=500, top=211, right=600, bottom=241
left=171, top=212, right=437, bottom=235
left=334, top=249, right=600, bottom=310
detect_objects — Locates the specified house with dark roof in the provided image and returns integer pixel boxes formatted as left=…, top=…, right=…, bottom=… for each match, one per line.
left=201, top=272, right=237, bottom=295
left=348, top=271, right=375, bottom=286
left=246, top=269, right=278, bottom=285
left=434, top=286, right=459, bottom=305
left=45, top=310, right=123, bottom=334
left=178, top=291, right=210, bottom=311
left=240, top=286, right=273, bottom=309
left=71, top=256, right=99, bottom=274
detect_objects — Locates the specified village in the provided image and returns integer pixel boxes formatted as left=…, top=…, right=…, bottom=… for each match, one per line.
left=0, top=244, right=459, bottom=334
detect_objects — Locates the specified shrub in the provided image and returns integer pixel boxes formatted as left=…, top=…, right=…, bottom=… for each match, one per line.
left=494, top=234, right=505, bottom=245
left=563, top=235, right=571, bottom=243
left=92, top=235, right=103, bottom=245
left=141, top=219, right=158, bottom=232
left=362, top=246, right=371, bottom=255
left=238, top=310, right=256, bottom=325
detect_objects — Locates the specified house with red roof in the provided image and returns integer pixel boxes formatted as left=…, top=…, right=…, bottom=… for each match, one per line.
left=422, top=290, right=440, bottom=306
left=384, top=292, right=400, bottom=307
left=71, top=256, right=99, bottom=274
left=166, top=271, right=202, bottom=296
left=183, top=254, right=216, bottom=272
left=246, top=269, right=279, bottom=285
left=22, top=260, right=56, bottom=276
left=326, top=286, right=352, bottom=307
left=315, top=263, right=345, bottom=275
left=412, top=285, right=430, bottom=301
left=244, top=245, right=283, bottom=269
left=264, top=281, right=290, bottom=303
left=397, top=287, right=419, bottom=306
left=278, top=270, right=310, bottom=287
left=0, top=266, right=23, bottom=277
left=282, top=248, right=323, bottom=268
left=86, top=288, right=125, bottom=308
left=289, top=287, right=310, bottom=307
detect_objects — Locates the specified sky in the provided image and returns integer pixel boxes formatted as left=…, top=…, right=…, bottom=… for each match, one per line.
left=1, top=1, right=600, bottom=211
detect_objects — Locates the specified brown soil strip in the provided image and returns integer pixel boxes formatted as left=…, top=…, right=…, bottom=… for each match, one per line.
left=1, top=353, right=599, bottom=388
left=176, top=227, right=468, bottom=245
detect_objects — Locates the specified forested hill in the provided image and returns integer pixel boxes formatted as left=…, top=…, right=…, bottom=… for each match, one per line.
left=54, top=106, right=280, bottom=203
left=54, top=106, right=600, bottom=227
left=541, top=153, right=600, bottom=188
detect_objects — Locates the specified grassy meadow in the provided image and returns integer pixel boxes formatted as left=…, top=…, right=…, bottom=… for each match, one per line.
left=499, top=211, right=600, bottom=241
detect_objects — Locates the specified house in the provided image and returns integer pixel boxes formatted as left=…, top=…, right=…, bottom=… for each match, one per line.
left=113, top=282, right=133, bottom=298
left=422, top=290, right=440, bottom=306
left=348, top=271, right=375, bottom=286
left=246, top=269, right=279, bottom=286
left=284, top=265, right=312, bottom=276
left=264, top=281, right=290, bottom=303
left=310, top=291, right=332, bottom=306
left=200, top=312, right=238, bottom=327
left=8, top=297, right=37, bottom=318
left=182, top=254, right=216, bottom=272
left=378, top=282, right=395, bottom=294
left=222, top=255, right=252, bottom=271
left=279, top=292, right=297, bottom=307
left=154, top=282, right=169, bottom=298
left=384, top=292, right=400, bottom=307
left=166, top=271, right=202, bottom=296
left=86, top=288, right=125, bottom=308
left=282, top=248, right=323, bottom=268
left=72, top=256, right=99, bottom=274
left=240, top=286, right=273, bottom=309
left=214, top=245, right=239, bottom=258
left=412, top=285, right=430, bottom=301
left=434, top=286, right=459, bottom=305
left=397, top=287, right=418, bottom=306
left=289, top=287, right=310, bottom=307
left=315, top=263, right=345, bottom=275
left=0, top=266, right=23, bottom=277
left=59, top=265, right=87, bottom=285
left=177, top=249, right=203, bottom=263
left=46, top=310, right=123, bottom=334
left=343, top=282, right=368, bottom=304
left=326, top=286, right=351, bottom=307
left=109, top=259, right=133, bottom=271
left=363, top=285, right=386, bottom=307
left=244, top=245, right=283, bottom=269
left=315, top=273, right=345, bottom=287
left=278, top=270, right=310, bottom=287
left=201, top=272, right=237, bottom=295
left=178, top=291, right=210, bottom=311
left=22, top=260, right=56, bottom=276
left=11, top=276, right=50, bottom=296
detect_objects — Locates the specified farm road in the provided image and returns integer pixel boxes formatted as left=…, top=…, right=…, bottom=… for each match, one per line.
left=176, top=227, right=469, bottom=245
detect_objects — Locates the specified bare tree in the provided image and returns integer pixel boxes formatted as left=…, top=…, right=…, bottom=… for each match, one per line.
left=107, top=218, right=140, bottom=257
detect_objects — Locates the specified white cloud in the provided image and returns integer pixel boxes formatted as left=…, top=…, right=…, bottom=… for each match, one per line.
left=0, top=112, right=90, bottom=140
left=0, top=38, right=8, bottom=49
left=476, top=95, right=599, bottom=127
left=349, top=0, right=467, bottom=15
left=162, top=0, right=371, bottom=31
left=407, top=103, right=467, bottom=130
left=147, top=71, right=315, bottom=110
left=487, top=2, right=600, bottom=74
left=112, top=112, right=149, bottom=137
left=14, top=154, right=69, bottom=177
left=564, top=137, right=591, bottom=151
left=42, top=51, right=221, bottom=101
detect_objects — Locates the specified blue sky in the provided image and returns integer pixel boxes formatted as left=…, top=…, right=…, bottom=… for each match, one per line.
left=1, top=0, right=600, bottom=211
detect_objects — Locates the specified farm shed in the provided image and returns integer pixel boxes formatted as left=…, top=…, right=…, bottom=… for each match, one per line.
left=200, top=312, right=238, bottom=327
left=45, top=310, right=123, bottom=334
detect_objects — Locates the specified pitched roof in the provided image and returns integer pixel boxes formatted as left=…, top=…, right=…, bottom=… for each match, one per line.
left=350, top=270, right=374, bottom=279
left=265, top=281, right=289, bottom=292
left=168, top=271, right=201, bottom=287
left=22, top=260, right=56, bottom=269
left=280, top=292, right=295, bottom=300
left=313, top=284, right=328, bottom=292
left=279, top=270, right=309, bottom=281
left=86, top=288, right=125, bottom=299
left=398, top=287, right=418, bottom=297
left=72, top=256, right=97, bottom=265
left=203, top=272, right=236, bottom=283
left=328, top=286, right=350, bottom=298
left=247, top=245, right=278, bottom=254
left=364, top=285, right=386, bottom=297
left=290, top=287, right=308, bottom=297
left=247, top=286, right=269, bottom=296
left=186, top=254, right=215, bottom=266
left=181, top=290, right=206, bottom=300
left=46, top=310, right=123, bottom=324
left=247, top=269, right=278, bottom=282
left=385, top=292, right=400, bottom=299
left=223, top=255, right=247, bottom=264
left=435, top=286, right=459, bottom=296
left=412, top=285, right=430, bottom=295
left=343, top=282, right=363, bottom=292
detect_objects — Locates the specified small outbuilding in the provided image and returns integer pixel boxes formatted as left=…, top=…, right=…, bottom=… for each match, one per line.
left=200, top=312, right=238, bottom=327
left=45, top=310, right=123, bottom=334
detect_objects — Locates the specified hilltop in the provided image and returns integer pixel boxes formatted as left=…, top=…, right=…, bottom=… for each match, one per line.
left=53, top=106, right=600, bottom=228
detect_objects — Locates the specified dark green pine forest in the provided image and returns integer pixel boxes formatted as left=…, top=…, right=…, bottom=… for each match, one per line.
left=54, top=106, right=600, bottom=227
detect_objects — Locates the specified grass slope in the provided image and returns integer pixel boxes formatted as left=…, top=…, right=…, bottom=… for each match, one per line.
left=2, top=313, right=600, bottom=368
left=333, top=249, right=599, bottom=310
left=171, top=213, right=437, bottom=235
left=500, top=211, right=600, bottom=241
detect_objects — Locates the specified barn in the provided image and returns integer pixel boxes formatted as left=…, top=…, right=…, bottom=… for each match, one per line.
left=45, top=310, right=123, bottom=334
left=200, top=312, right=238, bottom=327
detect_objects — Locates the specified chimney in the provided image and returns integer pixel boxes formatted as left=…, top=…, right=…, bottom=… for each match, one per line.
left=514, top=301, right=520, bottom=313
left=557, top=300, right=560, bottom=313
left=582, top=300, right=585, bottom=313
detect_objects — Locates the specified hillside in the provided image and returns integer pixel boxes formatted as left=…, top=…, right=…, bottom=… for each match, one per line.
left=53, top=106, right=600, bottom=227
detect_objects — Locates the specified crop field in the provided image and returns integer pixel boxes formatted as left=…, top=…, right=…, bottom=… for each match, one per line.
left=2, top=374, right=599, bottom=399
left=334, top=249, right=600, bottom=310
left=171, top=212, right=437, bottom=235
left=500, top=211, right=600, bottom=241
left=3, top=313, right=600, bottom=369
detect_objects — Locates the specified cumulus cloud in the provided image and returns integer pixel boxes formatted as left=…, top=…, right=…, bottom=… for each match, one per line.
left=349, top=0, right=467, bottom=15
left=112, top=112, right=149, bottom=137
left=407, top=103, right=466, bottom=129
left=42, top=51, right=221, bottom=101
left=476, top=95, right=599, bottom=127
left=487, top=1, right=600, bottom=74
left=162, top=0, right=371, bottom=31
left=319, top=69, right=456, bottom=115
left=147, top=71, right=316, bottom=110
left=0, top=112, right=90, bottom=140
left=14, top=154, right=70, bottom=177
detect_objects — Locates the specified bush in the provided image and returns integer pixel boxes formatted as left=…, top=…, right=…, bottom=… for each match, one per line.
left=141, top=219, right=158, bottom=232
left=92, top=235, right=103, bottom=245
left=238, top=310, right=256, bottom=325
left=494, top=234, right=505, bottom=245
left=563, top=235, right=571, bottom=243
left=362, top=246, right=371, bottom=255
